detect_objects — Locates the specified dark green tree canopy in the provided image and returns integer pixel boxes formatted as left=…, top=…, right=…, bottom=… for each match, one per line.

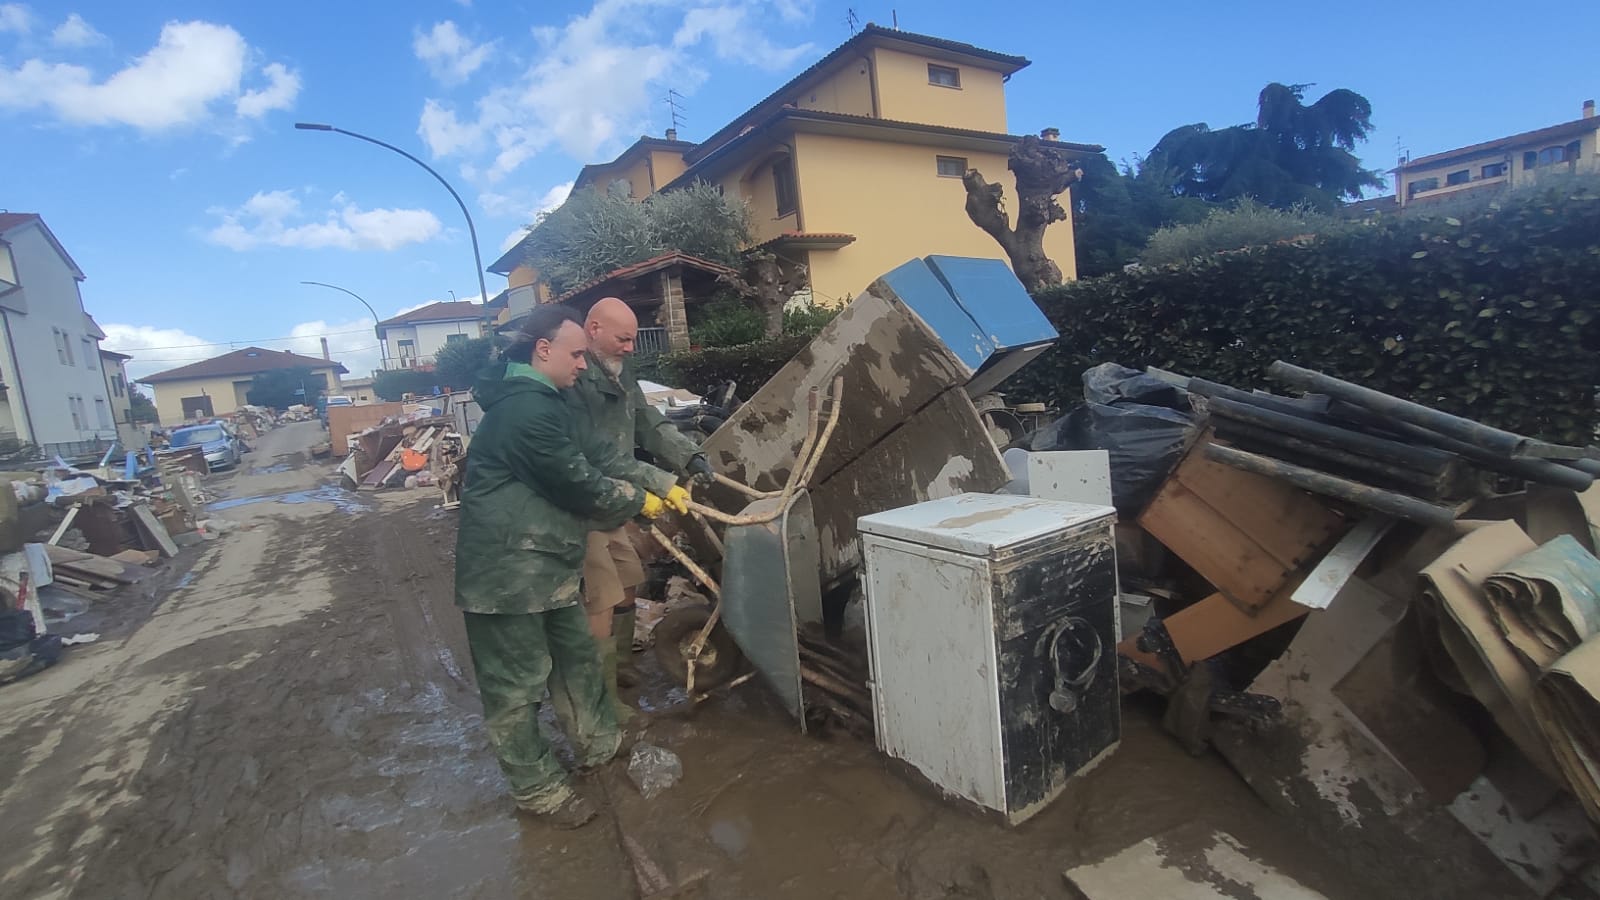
left=1152, top=83, right=1384, bottom=208
left=246, top=366, right=320, bottom=410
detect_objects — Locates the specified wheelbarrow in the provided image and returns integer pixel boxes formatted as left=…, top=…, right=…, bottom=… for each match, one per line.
left=646, top=377, right=842, bottom=728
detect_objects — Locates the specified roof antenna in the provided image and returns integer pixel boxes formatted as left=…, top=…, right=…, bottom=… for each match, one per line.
left=664, top=88, right=687, bottom=135
left=845, top=8, right=860, bottom=34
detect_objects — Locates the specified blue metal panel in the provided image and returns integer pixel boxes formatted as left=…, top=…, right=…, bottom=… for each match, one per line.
left=875, top=257, right=991, bottom=376
left=925, top=255, right=1058, bottom=351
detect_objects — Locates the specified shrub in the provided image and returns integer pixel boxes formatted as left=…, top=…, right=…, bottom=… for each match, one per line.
left=1005, top=176, right=1600, bottom=443
left=1138, top=198, right=1354, bottom=268
left=689, top=299, right=767, bottom=348
left=783, top=302, right=839, bottom=338
left=659, top=335, right=811, bottom=395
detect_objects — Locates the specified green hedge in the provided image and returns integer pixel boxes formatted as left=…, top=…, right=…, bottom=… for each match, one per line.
left=1006, top=178, right=1600, bottom=443
left=659, top=335, right=811, bottom=394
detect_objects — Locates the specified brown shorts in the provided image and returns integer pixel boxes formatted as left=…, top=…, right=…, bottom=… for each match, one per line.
left=582, top=526, right=646, bottom=614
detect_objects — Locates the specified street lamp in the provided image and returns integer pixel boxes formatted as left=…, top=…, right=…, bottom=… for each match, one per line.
left=294, top=122, right=489, bottom=310
left=301, top=280, right=387, bottom=370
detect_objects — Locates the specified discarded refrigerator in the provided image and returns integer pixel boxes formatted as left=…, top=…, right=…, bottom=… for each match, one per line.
left=859, top=493, right=1120, bottom=825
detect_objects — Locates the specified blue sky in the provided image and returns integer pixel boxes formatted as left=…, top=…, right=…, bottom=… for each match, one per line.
left=3, top=0, right=1595, bottom=384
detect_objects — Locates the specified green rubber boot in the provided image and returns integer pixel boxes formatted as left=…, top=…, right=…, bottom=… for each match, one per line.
left=602, top=640, right=634, bottom=724
left=614, top=607, right=639, bottom=689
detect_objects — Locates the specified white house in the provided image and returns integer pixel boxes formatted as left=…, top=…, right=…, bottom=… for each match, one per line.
left=375, top=301, right=491, bottom=371
left=0, top=213, right=118, bottom=453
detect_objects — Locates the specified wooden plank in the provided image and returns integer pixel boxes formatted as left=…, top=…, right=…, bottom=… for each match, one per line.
left=110, top=549, right=160, bottom=566
left=47, top=506, right=80, bottom=546
left=1118, top=587, right=1312, bottom=671
left=410, top=427, right=438, bottom=454
left=1173, top=446, right=1345, bottom=571
left=1140, top=476, right=1298, bottom=611
left=129, top=504, right=180, bottom=558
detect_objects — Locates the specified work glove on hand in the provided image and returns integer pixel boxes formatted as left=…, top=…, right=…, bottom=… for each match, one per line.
left=686, top=454, right=716, bottom=487
left=640, top=491, right=666, bottom=519
left=664, top=484, right=693, bottom=516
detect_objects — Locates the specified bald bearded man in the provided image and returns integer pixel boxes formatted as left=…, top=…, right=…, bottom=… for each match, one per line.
left=566, top=297, right=714, bottom=718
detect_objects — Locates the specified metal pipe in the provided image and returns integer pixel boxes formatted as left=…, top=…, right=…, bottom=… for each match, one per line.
left=1268, top=361, right=1599, bottom=461
left=1326, top=400, right=1594, bottom=492
left=1208, top=396, right=1456, bottom=475
left=713, top=472, right=780, bottom=500
left=691, top=510, right=724, bottom=556
left=1187, top=377, right=1330, bottom=421
left=1214, top=420, right=1453, bottom=496
left=648, top=525, right=719, bottom=599
left=1204, top=443, right=1460, bottom=529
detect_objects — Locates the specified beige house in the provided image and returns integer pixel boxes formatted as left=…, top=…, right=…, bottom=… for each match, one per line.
left=140, top=346, right=347, bottom=424
left=1395, top=100, right=1599, bottom=208
left=490, top=25, right=1099, bottom=323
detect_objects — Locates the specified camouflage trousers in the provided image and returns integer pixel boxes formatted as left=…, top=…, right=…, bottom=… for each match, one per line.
left=463, top=605, right=620, bottom=812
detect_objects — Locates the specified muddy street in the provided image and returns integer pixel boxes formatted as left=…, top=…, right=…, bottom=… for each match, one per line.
left=0, top=421, right=1362, bottom=899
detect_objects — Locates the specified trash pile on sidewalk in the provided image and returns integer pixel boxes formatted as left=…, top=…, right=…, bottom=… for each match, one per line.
left=334, top=403, right=457, bottom=494
left=1044, top=360, right=1600, bottom=899
left=0, top=445, right=233, bottom=686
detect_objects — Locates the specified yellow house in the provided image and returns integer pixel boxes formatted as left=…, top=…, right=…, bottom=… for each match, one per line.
left=1395, top=100, right=1600, bottom=208
left=140, top=346, right=347, bottom=424
left=489, top=26, right=1101, bottom=314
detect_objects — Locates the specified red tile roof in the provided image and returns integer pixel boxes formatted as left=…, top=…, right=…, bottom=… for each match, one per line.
left=376, top=300, right=491, bottom=327
left=140, top=347, right=347, bottom=384
left=553, top=251, right=738, bottom=305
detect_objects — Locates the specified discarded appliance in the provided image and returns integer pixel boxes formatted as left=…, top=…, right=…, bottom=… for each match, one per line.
left=698, top=255, right=1056, bottom=586
left=859, top=492, right=1119, bottom=825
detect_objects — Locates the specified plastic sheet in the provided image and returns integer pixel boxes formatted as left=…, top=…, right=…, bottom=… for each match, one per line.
left=626, top=742, right=683, bottom=799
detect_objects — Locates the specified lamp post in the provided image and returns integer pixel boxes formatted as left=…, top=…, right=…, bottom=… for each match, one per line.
left=294, top=122, right=489, bottom=311
left=301, top=280, right=386, bottom=370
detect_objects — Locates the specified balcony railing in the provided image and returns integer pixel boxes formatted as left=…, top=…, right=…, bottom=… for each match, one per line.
left=636, top=327, right=668, bottom=356
left=384, top=354, right=436, bottom=371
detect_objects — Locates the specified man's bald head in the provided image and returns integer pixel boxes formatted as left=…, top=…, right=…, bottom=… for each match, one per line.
left=585, top=296, right=638, bottom=370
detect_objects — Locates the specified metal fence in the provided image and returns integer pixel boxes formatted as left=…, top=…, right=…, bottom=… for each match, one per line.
left=636, top=327, right=668, bottom=356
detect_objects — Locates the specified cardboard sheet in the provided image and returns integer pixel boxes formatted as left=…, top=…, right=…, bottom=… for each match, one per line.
left=1419, top=521, right=1561, bottom=779
left=1535, top=638, right=1600, bottom=825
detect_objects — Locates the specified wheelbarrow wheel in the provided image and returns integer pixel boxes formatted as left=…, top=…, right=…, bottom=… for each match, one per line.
left=653, top=606, right=744, bottom=690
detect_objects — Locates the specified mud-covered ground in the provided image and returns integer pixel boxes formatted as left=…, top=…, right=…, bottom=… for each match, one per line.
left=0, top=420, right=1365, bottom=899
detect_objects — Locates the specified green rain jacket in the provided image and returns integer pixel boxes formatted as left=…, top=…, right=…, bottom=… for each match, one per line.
left=566, top=352, right=703, bottom=473
left=453, top=361, right=678, bottom=615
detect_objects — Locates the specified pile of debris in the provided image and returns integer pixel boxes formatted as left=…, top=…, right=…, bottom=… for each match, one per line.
left=1080, top=360, right=1600, bottom=899
left=336, top=408, right=455, bottom=493
left=0, top=444, right=233, bottom=686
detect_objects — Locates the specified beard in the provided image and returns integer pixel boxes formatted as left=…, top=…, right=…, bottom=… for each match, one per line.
left=596, top=353, right=624, bottom=377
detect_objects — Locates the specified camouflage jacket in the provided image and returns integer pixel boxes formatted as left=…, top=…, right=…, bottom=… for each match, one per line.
left=453, top=361, right=677, bottom=615
left=566, top=352, right=703, bottom=474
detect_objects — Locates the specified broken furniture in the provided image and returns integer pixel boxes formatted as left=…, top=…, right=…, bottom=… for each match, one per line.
left=1115, top=362, right=1600, bottom=898
left=696, top=255, right=1056, bottom=589
left=859, top=492, right=1119, bottom=825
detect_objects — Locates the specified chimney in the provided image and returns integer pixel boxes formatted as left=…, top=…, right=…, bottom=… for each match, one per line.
left=1040, top=127, right=1060, bottom=141
left=666, top=127, right=678, bottom=141
left=320, top=337, right=330, bottom=360
left=1585, top=99, right=1596, bottom=119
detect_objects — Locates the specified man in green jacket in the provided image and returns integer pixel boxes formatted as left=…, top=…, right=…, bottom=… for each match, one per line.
left=454, top=304, right=690, bottom=828
left=567, top=297, right=715, bottom=716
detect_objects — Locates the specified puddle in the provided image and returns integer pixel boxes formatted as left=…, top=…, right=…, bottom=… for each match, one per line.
left=208, top=485, right=368, bottom=514
left=173, top=570, right=198, bottom=590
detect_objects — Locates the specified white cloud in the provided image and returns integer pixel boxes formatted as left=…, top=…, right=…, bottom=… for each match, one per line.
left=236, top=62, right=300, bottom=118
left=413, top=21, right=493, bottom=85
left=50, top=12, right=105, bottom=47
left=0, top=20, right=300, bottom=131
left=417, top=0, right=814, bottom=182
left=0, top=3, right=31, bottom=35
left=489, top=181, right=573, bottom=251
left=286, top=317, right=382, bottom=378
left=102, top=323, right=228, bottom=383
left=205, top=189, right=443, bottom=251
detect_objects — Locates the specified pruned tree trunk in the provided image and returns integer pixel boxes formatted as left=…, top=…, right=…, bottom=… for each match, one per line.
left=722, top=250, right=808, bottom=339
left=963, top=135, right=1086, bottom=292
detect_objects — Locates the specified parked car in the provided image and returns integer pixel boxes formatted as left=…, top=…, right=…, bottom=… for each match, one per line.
left=169, top=423, right=242, bottom=471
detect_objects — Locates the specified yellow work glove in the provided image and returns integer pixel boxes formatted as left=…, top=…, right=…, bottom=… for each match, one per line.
left=664, top=484, right=692, bottom=515
left=640, top=492, right=666, bottom=519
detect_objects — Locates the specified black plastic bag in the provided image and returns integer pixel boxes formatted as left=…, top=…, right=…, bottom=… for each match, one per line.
left=1030, top=364, right=1193, bottom=514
